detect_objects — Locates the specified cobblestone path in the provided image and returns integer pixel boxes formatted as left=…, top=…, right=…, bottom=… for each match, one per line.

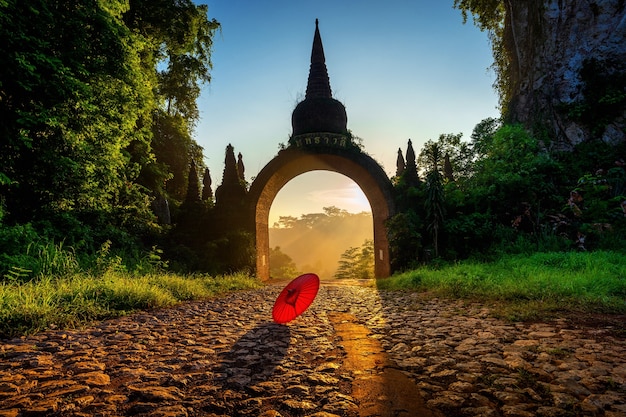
left=0, top=281, right=625, bottom=416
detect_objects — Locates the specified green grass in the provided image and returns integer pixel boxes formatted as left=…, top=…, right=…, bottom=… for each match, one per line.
left=0, top=271, right=263, bottom=338
left=377, top=251, right=626, bottom=321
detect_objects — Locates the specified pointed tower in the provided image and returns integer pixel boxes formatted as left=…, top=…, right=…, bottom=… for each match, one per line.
left=396, top=148, right=406, bottom=177
left=404, top=139, right=420, bottom=186
left=202, top=167, right=213, bottom=201
left=291, top=19, right=348, bottom=137
left=237, top=152, right=245, bottom=182
left=215, top=144, right=247, bottom=209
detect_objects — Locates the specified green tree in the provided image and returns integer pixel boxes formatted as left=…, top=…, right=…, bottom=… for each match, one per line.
left=418, top=133, right=474, bottom=184
left=386, top=211, right=423, bottom=271
left=0, top=0, right=155, bottom=238
left=467, top=125, right=563, bottom=239
left=0, top=0, right=221, bottom=275
left=269, top=246, right=300, bottom=280
left=334, top=239, right=374, bottom=280
left=470, top=117, right=501, bottom=159
left=423, top=143, right=446, bottom=258
left=124, top=0, right=220, bottom=201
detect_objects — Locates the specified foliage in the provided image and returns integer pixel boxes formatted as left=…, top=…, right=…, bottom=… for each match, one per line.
left=270, top=207, right=373, bottom=278
left=390, top=121, right=625, bottom=270
left=125, top=0, right=219, bottom=200
left=417, top=133, right=474, bottom=183
left=0, top=0, right=155, bottom=226
left=564, top=58, right=626, bottom=137
left=0, top=271, right=262, bottom=338
left=386, top=211, right=423, bottom=272
left=560, top=166, right=626, bottom=250
left=422, top=142, right=446, bottom=258
left=466, top=124, right=562, bottom=225
left=377, top=251, right=626, bottom=320
left=0, top=0, right=224, bottom=275
left=334, top=239, right=374, bottom=280
left=269, top=246, right=300, bottom=280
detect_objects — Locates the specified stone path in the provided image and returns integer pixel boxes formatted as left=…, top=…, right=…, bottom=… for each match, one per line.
left=0, top=281, right=625, bottom=416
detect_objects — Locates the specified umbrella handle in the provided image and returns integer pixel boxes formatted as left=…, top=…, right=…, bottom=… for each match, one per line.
left=285, top=288, right=299, bottom=306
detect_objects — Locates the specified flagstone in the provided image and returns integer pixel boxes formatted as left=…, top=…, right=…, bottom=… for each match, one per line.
left=0, top=284, right=622, bottom=416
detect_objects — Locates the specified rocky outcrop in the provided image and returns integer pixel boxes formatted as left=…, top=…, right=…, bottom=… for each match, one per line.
left=506, top=0, right=626, bottom=150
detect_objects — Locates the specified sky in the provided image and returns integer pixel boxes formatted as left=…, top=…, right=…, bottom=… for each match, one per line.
left=194, top=1, right=499, bottom=226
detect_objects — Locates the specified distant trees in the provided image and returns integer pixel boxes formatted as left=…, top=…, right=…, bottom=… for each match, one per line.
left=270, top=207, right=373, bottom=278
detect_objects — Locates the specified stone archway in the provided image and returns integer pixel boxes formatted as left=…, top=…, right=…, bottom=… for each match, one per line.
left=249, top=146, right=395, bottom=281
left=246, top=20, right=396, bottom=280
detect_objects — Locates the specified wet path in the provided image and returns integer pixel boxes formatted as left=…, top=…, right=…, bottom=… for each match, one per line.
left=0, top=281, right=625, bottom=416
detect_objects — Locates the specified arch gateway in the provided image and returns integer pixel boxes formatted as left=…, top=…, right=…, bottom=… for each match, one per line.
left=248, top=20, right=395, bottom=280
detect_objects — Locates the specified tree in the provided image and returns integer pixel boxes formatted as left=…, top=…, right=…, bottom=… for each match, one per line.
left=334, top=239, right=374, bottom=280
left=0, top=0, right=221, bottom=275
left=395, top=148, right=406, bottom=177
left=467, top=124, right=562, bottom=229
left=386, top=212, right=422, bottom=271
left=470, top=117, right=501, bottom=159
left=423, top=143, right=446, bottom=258
left=0, top=0, right=155, bottom=239
left=269, top=246, right=299, bottom=280
left=124, top=0, right=220, bottom=201
left=418, top=133, right=474, bottom=184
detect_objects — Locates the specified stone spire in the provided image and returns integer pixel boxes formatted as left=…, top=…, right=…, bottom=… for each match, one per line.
left=396, top=148, right=406, bottom=177
left=305, top=19, right=332, bottom=99
left=291, top=19, right=347, bottom=136
left=404, top=139, right=420, bottom=186
left=215, top=144, right=247, bottom=207
left=202, top=167, right=213, bottom=201
left=237, top=152, right=245, bottom=181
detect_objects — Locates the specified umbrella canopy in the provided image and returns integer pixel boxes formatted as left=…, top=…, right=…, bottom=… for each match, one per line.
left=272, top=273, right=320, bottom=324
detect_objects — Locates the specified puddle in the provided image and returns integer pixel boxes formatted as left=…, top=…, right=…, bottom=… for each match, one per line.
left=329, top=312, right=441, bottom=417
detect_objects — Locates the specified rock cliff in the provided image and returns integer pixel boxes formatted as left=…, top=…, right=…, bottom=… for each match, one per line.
left=505, top=0, right=626, bottom=150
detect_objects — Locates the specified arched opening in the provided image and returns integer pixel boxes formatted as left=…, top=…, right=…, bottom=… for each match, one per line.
left=249, top=148, right=395, bottom=281
left=269, top=172, right=374, bottom=279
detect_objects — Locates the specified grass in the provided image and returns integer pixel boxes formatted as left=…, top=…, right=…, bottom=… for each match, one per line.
left=2, top=249, right=624, bottom=338
left=0, top=271, right=263, bottom=338
left=377, top=251, right=626, bottom=321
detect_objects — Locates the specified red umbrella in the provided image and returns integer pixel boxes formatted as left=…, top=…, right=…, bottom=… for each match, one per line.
left=272, top=273, right=320, bottom=324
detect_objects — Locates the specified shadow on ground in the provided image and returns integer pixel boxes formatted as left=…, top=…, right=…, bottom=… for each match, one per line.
left=213, top=322, right=291, bottom=390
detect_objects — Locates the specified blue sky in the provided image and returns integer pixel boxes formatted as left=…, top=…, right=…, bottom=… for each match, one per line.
left=194, top=1, right=499, bottom=225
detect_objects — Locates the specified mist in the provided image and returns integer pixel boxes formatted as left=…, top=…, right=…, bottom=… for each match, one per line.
left=269, top=208, right=374, bottom=279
